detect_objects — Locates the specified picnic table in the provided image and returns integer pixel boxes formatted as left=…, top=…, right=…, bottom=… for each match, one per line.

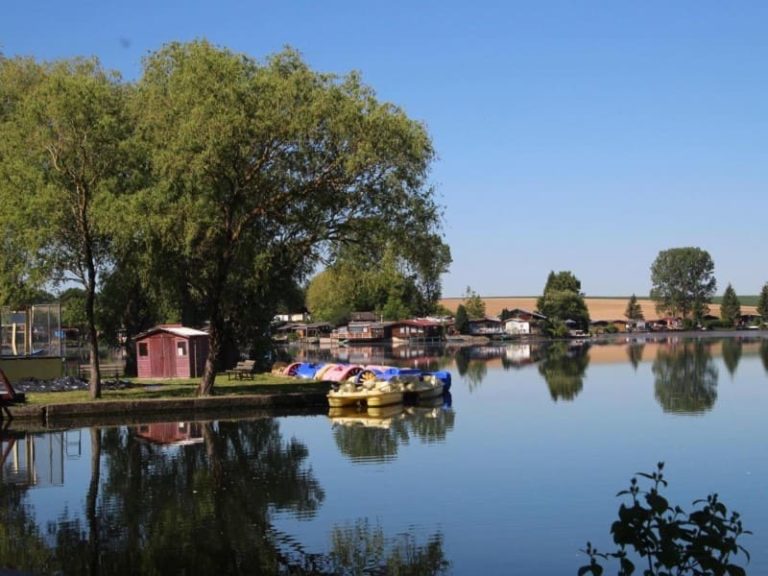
left=226, top=360, right=256, bottom=380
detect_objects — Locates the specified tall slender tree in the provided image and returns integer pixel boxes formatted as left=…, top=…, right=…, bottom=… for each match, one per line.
left=757, top=282, right=768, bottom=323
left=624, top=294, right=644, bottom=321
left=719, top=283, right=741, bottom=328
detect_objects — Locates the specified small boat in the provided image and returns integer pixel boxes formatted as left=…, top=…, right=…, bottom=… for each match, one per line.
left=320, top=363, right=364, bottom=383
left=402, top=374, right=445, bottom=402
left=327, top=380, right=404, bottom=408
left=282, top=362, right=326, bottom=379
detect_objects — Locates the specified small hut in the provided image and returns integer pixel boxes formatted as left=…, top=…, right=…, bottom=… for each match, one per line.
left=135, top=325, right=209, bottom=379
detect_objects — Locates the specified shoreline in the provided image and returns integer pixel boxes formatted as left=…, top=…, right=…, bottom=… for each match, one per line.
left=2, top=390, right=329, bottom=429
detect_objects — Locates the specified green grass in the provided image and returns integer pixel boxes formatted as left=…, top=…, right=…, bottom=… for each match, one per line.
left=23, top=373, right=329, bottom=406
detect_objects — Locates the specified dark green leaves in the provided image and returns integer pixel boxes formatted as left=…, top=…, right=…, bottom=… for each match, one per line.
left=580, top=463, right=751, bottom=576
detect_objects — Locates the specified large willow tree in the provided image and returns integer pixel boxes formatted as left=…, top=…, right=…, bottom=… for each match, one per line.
left=133, top=41, right=444, bottom=395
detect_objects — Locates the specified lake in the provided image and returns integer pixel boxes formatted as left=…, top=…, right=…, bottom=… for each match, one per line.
left=2, top=334, right=767, bottom=574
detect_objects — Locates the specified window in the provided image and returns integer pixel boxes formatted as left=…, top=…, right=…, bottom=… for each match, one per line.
left=177, top=341, right=187, bottom=357
left=138, top=342, right=148, bottom=357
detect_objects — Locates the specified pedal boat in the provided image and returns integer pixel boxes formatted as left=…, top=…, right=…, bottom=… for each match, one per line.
left=327, top=380, right=404, bottom=408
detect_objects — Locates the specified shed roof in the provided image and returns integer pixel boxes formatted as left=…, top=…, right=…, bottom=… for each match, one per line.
left=136, top=325, right=209, bottom=340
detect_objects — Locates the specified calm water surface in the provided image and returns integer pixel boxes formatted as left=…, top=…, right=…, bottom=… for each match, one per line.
left=2, top=335, right=767, bottom=574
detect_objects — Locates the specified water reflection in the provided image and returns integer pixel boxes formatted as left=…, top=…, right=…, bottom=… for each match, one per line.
left=627, top=342, right=645, bottom=370
left=761, top=340, right=768, bottom=373
left=288, top=343, right=453, bottom=372
left=326, top=519, right=449, bottom=575
left=330, top=400, right=456, bottom=463
left=721, top=338, right=743, bottom=377
left=1, top=426, right=80, bottom=486
left=0, top=419, right=451, bottom=575
left=538, top=341, right=591, bottom=402
left=652, top=340, right=719, bottom=414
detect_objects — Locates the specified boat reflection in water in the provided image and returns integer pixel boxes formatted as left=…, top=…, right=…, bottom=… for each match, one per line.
left=329, top=394, right=455, bottom=463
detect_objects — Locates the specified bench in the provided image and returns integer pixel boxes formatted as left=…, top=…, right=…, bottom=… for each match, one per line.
left=226, top=360, right=256, bottom=380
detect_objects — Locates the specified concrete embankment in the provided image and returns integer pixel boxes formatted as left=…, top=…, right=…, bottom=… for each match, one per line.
left=2, top=391, right=329, bottom=428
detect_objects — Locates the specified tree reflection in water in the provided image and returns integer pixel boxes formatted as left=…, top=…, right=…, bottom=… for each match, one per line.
left=761, top=339, right=768, bottom=374
left=652, top=340, right=719, bottom=414
left=538, top=341, right=591, bottom=401
left=327, top=519, right=448, bottom=575
left=0, top=418, right=449, bottom=575
left=720, top=337, right=743, bottom=378
left=626, top=342, right=645, bottom=370
left=332, top=402, right=456, bottom=463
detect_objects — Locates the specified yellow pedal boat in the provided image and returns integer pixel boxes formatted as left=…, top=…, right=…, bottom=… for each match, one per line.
left=327, top=380, right=404, bottom=408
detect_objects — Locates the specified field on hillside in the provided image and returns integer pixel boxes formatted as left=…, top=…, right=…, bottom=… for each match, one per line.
left=439, top=296, right=758, bottom=321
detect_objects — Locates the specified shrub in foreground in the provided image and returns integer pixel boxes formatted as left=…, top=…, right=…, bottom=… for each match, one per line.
left=580, top=463, right=750, bottom=575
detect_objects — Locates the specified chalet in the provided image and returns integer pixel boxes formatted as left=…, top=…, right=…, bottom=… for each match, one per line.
left=390, top=319, right=444, bottom=343
left=331, top=321, right=387, bottom=343
left=502, top=309, right=546, bottom=336
left=467, top=318, right=503, bottom=336
left=135, top=325, right=209, bottom=379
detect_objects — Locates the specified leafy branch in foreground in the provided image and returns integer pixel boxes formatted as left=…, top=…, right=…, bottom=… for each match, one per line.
left=580, top=463, right=751, bottom=576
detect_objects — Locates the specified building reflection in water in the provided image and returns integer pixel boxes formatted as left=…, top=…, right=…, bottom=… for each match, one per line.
left=133, top=421, right=204, bottom=446
left=0, top=428, right=81, bottom=487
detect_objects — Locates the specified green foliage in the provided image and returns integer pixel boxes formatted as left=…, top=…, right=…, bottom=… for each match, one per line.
left=757, top=283, right=768, bottom=322
left=454, top=304, right=469, bottom=334
left=625, top=294, right=644, bottom=321
left=59, top=287, right=89, bottom=333
left=719, top=284, right=741, bottom=328
left=306, top=242, right=436, bottom=324
left=0, top=56, right=134, bottom=397
left=306, top=268, right=355, bottom=326
left=462, top=286, right=486, bottom=319
left=1, top=42, right=448, bottom=395
left=536, top=271, right=590, bottom=334
left=131, top=41, right=444, bottom=394
left=542, top=270, right=582, bottom=294
left=581, top=463, right=751, bottom=576
left=650, top=247, right=717, bottom=323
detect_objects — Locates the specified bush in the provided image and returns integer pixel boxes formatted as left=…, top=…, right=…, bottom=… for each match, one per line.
left=580, top=463, right=750, bottom=576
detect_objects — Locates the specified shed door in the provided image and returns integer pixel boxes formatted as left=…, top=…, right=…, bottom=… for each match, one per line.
left=149, top=335, right=177, bottom=378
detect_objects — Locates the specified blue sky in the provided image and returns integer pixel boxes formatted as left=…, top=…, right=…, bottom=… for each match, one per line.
left=3, top=1, right=767, bottom=297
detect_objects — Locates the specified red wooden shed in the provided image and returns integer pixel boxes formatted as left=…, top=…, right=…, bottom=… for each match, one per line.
left=135, top=325, right=209, bottom=379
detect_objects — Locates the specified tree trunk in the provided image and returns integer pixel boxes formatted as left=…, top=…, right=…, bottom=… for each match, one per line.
left=198, top=309, right=223, bottom=396
left=197, top=249, right=232, bottom=397
left=85, top=260, right=102, bottom=399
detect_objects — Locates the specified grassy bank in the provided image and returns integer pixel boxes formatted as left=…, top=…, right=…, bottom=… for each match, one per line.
left=23, top=373, right=328, bottom=406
